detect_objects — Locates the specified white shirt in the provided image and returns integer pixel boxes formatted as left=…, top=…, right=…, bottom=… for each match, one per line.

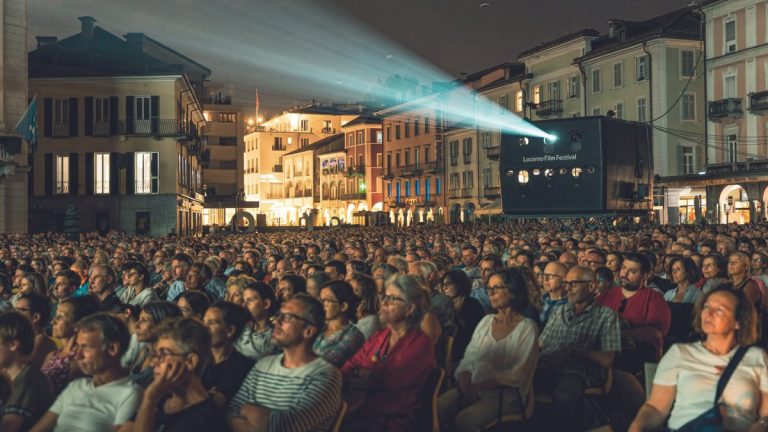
left=455, top=315, right=538, bottom=405
left=50, top=376, right=142, bottom=431
left=655, top=342, right=768, bottom=431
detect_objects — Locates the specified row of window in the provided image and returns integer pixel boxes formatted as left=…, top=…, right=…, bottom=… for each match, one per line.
left=385, top=116, right=431, bottom=142
left=345, top=129, right=383, bottom=147
left=385, top=146, right=433, bottom=170
left=48, top=152, right=160, bottom=195
left=386, top=177, right=442, bottom=200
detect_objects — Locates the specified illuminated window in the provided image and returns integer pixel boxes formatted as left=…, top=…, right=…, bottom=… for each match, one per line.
left=135, top=152, right=159, bottom=194
left=55, top=154, right=69, bottom=194
left=94, top=153, right=110, bottom=194
left=533, top=86, right=541, bottom=104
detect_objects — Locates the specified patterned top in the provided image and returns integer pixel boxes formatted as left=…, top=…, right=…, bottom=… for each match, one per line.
left=313, top=323, right=365, bottom=368
left=41, top=348, right=77, bottom=395
left=235, top=324, right=281, bottom=361
left=539, top=293, right=568, bottom=325
left=539, top=302, right=621, bottom=366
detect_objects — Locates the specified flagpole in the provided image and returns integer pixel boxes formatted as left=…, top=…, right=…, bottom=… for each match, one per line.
left=255, top=89, right=260, bottom=130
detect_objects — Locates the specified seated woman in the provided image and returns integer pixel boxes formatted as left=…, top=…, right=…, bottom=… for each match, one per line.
left=202, top=301, right=254, bottom=408
left=629, top=286, right=768, bottom=432
left=701, top=253, right=728, bottom=293
left=349, top=273, right=381, bottom=340
left=441, top=270, right=485, bottom=366
left=224, top=274, right=253, bottom=307
left=276, top=274, right=306, bottom=306
left=438, top=268, right=539, bottom=432
left=14, top=293, right=57, bottom=369
left=41, top=296, right=101, bottom=395
left=314, top=281, right=365, bottom=368
left=665, top=257, right=702, bottom=304
left=341, top=274, right=435, bottom=432
left=177, top=291, right=210, bottom=321
left=128, top=301, right=182, bottom=387
left=119, top=318, right=229, bottom=432
left=234, top=281, right=280, bottom=361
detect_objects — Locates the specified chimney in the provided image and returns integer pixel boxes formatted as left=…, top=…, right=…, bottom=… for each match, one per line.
left=124, top=33, right=146, bottom=51
left=36, top=36, right=58, bottom=49
left=78, top=16, right=96, bottom=39
left=607, top=20, right=619, bottom=39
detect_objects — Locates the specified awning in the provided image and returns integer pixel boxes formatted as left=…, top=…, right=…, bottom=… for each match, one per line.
left=475, top=198, right=503, bottom=216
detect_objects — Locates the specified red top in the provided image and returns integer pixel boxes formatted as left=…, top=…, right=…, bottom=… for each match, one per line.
left=341, top=326, right=435, bottom=416
left=597, top=286, right=671, bottom=352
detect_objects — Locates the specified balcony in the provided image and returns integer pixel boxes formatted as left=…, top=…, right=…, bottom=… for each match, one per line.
left=321, top=127, right=336, bottom=134
left=399, top=164, right=422, bottom=177
left=449, top=188, right=461, bottom=199
left=485, top=144, right=500, bottom=160
left=381, top=168, right=394, bottom=179
left=750, top=91, right=768, bottom=114
left=450, top=156, right=458, bottom=166
left=322, top=166, right=344, bottom=175
left=272, top=144, right=286, bottom=151
left=536, top=99, right=563, bottom=117
left=265, top=192, right=284, bottom=200
left=341, top=192, right=367, bottom=200
left=346, top=165, right=365, bottom=177
left=484, top=186, right=501, bottom=199
left=273, top=164, right=283, bottom=173
left=423, top=160, right=444, bottom=173
left=709, top=98, right=743, bottom=121
left=93, top=122, right=111, bottom=137
left=461, top=187, right=473, bottom=198
left=118, top=119, right=197, bottom=139
left=52, top=123, right=70, bottom=138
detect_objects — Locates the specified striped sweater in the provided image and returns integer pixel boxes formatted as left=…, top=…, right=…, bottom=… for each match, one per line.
left=227, top=353, right=341, bottom=432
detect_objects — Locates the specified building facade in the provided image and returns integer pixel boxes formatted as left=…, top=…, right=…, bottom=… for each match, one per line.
left=201, top=83, right=246, bottom=227
left=0, top=0, right=29, bottom=233
left=340, top=115, right=384, bottom=225
left=27, top=17, right=208, bottom=236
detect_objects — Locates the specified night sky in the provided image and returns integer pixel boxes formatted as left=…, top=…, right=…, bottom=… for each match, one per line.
left=29, top=0, right=691, bottom=117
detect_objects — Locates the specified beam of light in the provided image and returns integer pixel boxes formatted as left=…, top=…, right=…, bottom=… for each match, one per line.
left=53, top=0, right=551, bottom=138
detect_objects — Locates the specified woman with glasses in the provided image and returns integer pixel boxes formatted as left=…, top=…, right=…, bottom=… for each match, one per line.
left=341, top=274, right=435, bottom=432
left=442, top=270, right=485, bottom=365
left=127, top=301, right=182, bottom=387
left=630, top=286, right=768, bottom=432
left=41, top=295, right=101, bottom=395
left=751, top=252, right=768, bottom=287
left=235, top=281, right=281, bottom=361
left=438, top=267, right=538, bottom=432
left=313, top=281, right=365, bottom=368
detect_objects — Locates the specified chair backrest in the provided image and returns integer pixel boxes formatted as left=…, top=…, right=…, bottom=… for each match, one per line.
left=331, top=400, right=348, bottom=432
left=644, top=362, right=659, bottom=400
left=415, top=367, right=446, bottom=432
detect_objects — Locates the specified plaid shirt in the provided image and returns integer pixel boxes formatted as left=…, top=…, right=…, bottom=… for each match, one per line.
left=539, top=293, right=568, bottom=324
left=539, top=301, right=621, bottom=363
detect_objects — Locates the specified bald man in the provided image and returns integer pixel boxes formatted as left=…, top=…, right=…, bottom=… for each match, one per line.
left=539, top=262, right=568, bottom=325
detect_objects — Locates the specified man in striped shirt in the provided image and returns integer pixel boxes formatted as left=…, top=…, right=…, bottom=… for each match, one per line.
left=228, top=294, right=342, bottom=432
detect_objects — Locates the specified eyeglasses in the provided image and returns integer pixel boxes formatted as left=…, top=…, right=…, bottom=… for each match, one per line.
left=543, top=273, right=563, bottom=281
left=562, top=280, right=592, bottom=288
left=381, top=295, right=405, bottom=304
left=149, top=349, right=190, bottom=362
left=320, top=298, right=339, bottom=305
left=274, top=312, right=316, bottom=327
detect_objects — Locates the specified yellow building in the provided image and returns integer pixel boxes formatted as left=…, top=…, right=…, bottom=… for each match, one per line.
left=27, top=17, right=208, bottom=236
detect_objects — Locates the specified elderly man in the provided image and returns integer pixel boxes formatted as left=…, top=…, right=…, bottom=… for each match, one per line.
left=537, top=265, right=621, bottom=431
left=227, top=294, right=341, bottom=432
left=88, top=264, right=121, bottom=310
left=539, top=261, right=568, bottom=325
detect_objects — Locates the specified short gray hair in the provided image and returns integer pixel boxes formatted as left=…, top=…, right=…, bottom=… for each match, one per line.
left=385, top=274, right=427, bottom=328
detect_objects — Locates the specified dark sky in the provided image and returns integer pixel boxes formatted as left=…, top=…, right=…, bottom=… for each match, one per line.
left=29, top=0, right=691, bottom=117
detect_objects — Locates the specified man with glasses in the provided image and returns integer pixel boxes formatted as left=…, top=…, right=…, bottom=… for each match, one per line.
left=228, top=294, right=341, bottom=432
left=540, top=261, right=568, bottom=325
left=537, top=265, right=620, bottom=431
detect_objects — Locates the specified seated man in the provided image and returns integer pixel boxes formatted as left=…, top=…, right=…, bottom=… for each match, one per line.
left=537, top=265, right=621, bottom=431
left=120, top=318, right=228, bottom=432
left=0, top=312, right=53, bottom=432
left=227, top=294, right=342, bottom=432
left=30, top=313, right=141, bottom=432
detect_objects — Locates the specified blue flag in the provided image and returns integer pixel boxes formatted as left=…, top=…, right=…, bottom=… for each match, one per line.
left=14, top=97, right=37, bottom=152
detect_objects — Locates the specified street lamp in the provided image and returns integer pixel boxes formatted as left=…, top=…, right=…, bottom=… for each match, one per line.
left=233, top=187, right=245, bottom=234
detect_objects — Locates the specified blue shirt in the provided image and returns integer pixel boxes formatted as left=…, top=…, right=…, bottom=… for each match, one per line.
left=470, top=279, right=491, bottom=313
left=540, top=293, right=568, bottom=325
left=73, top=281, right=90, bottom=298
left=166, top=280, right=186, bottom=302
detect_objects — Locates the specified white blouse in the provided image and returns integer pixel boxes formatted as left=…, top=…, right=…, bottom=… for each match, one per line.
left=455, top=315, right=539, bottom=406
left=654, top=342, right=768, bottom=431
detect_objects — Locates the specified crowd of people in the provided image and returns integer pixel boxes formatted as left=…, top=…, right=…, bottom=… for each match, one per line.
left=0, top=220, right=766, bottom=431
